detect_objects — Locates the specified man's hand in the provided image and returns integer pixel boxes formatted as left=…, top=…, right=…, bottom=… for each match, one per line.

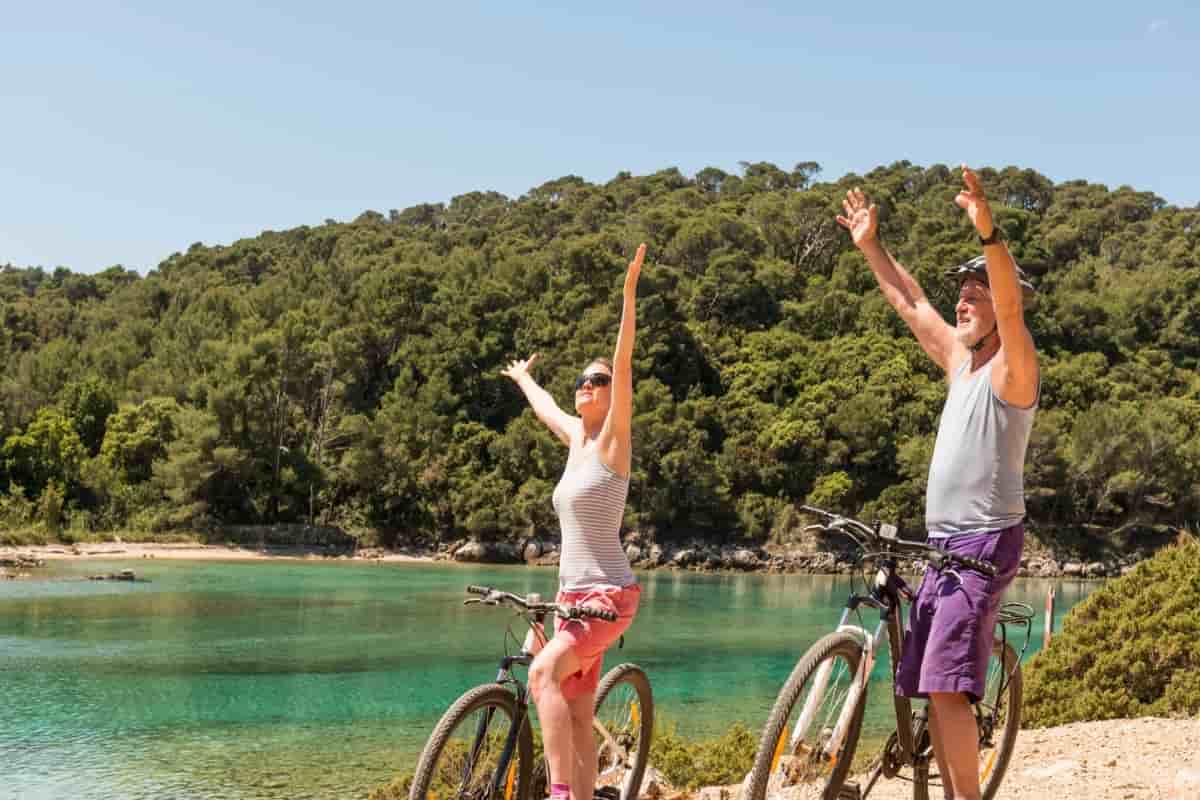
left=500, top=354, right=539, bottom=382
left=624, top=243, right=646, bottom=295
left=955, top=165, right=996, bottom=239
left=835, top=188, right=878, bottom=248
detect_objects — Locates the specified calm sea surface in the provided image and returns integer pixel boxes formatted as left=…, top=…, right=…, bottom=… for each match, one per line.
left=0, top=558, right=1094, bottom=799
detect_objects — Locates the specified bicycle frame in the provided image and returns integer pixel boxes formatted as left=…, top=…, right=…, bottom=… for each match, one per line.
left=775, top=508, right=1035, bottom=800
left=471, top=651, right=535, bottom=800
left=790, top=559, right=918, bottom=767
left=441, top=587, right=643, bottom=800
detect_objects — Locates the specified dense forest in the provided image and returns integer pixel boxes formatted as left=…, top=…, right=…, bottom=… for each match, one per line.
left=2, top=161, right=1198, bottom=557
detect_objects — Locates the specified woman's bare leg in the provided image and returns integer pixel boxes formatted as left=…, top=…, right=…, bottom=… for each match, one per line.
left=529, top=639, right=583, bottom=792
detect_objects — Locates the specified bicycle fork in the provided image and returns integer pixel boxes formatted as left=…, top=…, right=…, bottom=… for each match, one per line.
left=481, top=656, right=532, bottom=800
left=791, top=610, right=886, bottom=762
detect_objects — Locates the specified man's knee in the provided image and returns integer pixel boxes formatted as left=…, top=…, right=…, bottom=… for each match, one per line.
left=929, top=690, right=971, bottom=711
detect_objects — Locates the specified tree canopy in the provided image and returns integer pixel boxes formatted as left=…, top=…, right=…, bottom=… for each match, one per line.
left=2, top=161, right=1198, bottom=553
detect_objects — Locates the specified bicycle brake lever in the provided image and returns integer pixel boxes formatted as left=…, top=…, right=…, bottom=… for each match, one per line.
left=463, top=598, right=482, bottom=606
left=944, top=568, right=963, bottom=586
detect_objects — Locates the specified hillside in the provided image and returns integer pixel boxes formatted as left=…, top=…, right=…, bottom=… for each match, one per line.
left=2, top=161, right=1199, bottom=561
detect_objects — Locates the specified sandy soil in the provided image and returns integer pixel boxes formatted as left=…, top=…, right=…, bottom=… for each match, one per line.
left=684, top=717, right=1200, bottom=800
left=853, top=716, right=1200, bottom=799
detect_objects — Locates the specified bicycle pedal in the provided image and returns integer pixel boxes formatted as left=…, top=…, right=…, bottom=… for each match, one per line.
left=837, top=782, right=862, bottom=800
left=593, top=786, right=621, bottom=800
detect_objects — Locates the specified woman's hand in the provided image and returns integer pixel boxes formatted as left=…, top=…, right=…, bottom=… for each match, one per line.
left=500, top=353, right=539, bottom=382
left=624, top=243, right=646, bottom=295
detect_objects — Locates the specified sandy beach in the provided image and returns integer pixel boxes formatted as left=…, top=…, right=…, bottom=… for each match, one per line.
left=0, top=542, right=436, bottom=563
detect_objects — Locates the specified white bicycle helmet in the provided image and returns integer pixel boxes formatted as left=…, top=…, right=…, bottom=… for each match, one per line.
left=945, top=255, right=1036, bottom=302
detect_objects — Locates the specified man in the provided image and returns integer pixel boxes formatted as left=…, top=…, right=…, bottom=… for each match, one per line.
left=836, top=165, right=1038, bottom=800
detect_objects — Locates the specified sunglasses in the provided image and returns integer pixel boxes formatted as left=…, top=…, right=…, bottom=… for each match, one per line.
left=574, top=373, right=612, bottom=391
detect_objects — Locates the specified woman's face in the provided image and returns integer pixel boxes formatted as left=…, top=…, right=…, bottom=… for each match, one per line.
left=574, top=362, right=613, bottom=414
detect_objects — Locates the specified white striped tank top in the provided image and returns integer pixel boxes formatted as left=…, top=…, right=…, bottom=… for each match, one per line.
left=552, top=450, right=635, bottom=591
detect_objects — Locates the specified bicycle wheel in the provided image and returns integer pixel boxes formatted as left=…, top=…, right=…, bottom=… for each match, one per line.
left=743, top=632, right=867, bottom=800
left=410, top=683, right=534, bottom=800
left=977, top=639, right=1021, bottom=800
left=593, top=663, right=654, bottom=800
left=920, top=638, right=1022, bottom=800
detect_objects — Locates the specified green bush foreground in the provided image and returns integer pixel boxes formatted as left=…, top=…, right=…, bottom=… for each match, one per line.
left=368, top=720, right=756, bottom=799
left=1023, top=535, right=1200, bottom=727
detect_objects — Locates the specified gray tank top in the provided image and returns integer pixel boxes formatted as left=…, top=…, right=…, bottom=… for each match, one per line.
left=553, top=451, right=635, bottom=591
left=925, top=358, right=1037, bottom=538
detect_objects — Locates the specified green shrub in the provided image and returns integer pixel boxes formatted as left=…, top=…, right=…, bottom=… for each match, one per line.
left=0, top=484, right=36, bottom=529
left=369, top=726, right=547, bottom=800
left=366, top=772, right=411, bottom=800
left=650, top=721, right=756, bottom=791
left=1023, top=536, right=1200, bottom=727
left=370, top=721, right=757, bottom=799
left=36, top=481, right=66, bottom=531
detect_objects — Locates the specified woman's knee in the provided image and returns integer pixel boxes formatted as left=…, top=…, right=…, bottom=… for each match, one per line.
left=529, top=642, right=572, bottom=702
left=529, top=658, right=554, bottom=702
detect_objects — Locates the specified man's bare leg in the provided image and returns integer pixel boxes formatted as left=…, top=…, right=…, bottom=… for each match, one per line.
left=928, top=692, right=980, bottom=800
left=927, top=702, right=955, bottom=800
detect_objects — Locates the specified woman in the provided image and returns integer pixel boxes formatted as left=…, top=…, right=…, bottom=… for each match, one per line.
left=500, top=243, right=645, bottom=800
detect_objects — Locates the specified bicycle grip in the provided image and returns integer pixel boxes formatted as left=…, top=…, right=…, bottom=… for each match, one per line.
left=581, top=607, right=618, bottom=622
left=466, top=585, right=490, bottom=595
left=955, top=555, right=997, bottom=577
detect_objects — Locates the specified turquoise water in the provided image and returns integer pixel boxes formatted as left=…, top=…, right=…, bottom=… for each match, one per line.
left=0, top=559, right=1093, bottom=799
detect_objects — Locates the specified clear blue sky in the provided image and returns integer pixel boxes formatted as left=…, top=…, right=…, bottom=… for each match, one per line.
left=1, top=1, right=1196, bottom=274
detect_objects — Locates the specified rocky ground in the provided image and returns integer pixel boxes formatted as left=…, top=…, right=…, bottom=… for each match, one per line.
left=670, top=717, right=1200, bottom=800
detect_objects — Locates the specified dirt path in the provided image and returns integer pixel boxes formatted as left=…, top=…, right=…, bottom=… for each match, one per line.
left=684, top=717, right=1200, bottom=800
left=851, top=716, right=1200, bottom=799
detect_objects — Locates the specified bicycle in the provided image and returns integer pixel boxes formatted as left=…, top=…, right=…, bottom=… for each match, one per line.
left=742, top=506, right=1034, bottom=800
left=409, top=585, right=654, bottom=800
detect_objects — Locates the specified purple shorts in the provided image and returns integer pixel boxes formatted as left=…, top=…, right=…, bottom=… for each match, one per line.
left=895, top=524, right=1024, bottom=704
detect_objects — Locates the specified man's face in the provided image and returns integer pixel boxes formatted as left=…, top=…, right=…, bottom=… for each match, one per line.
left=954, top=278, right=996, bottom=347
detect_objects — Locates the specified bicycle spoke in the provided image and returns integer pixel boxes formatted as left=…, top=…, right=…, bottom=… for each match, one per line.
left=595, top=681, right=640, bottom=784
left=764, top=646, right=862, bottom=797
left=425, top=703, right=516, bottom=800
left=978, top=642, right=1016, bottom=794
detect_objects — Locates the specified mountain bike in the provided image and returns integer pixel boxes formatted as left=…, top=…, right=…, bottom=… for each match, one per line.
left=409, top=585, right=654, bottom=800
left=742, top=507, right=1034, bottom=800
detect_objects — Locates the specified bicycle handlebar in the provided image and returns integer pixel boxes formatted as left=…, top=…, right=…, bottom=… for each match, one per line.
left=464, top=585, right=619, bottom=622
left=924, top=548, right=997, bottom=577
left=799, top=505, right=997, bottom=578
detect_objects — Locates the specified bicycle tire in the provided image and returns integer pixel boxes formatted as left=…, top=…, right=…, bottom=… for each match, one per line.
left=593, top=663, right=654, bottom=800
left=410, top=683, right=534, bottom=800
left=978, top=639, right=1021, bottom=800
left=744, top=632, right=867, bottom=800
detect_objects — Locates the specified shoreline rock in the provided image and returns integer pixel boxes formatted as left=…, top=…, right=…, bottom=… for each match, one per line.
left=414, top=538, right=1121, bottom=579
left=0, top=538, right=1128, bottom=579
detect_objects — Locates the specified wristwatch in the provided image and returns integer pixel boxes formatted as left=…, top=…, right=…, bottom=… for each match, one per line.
left=979, top=226, right=1003, bottom=246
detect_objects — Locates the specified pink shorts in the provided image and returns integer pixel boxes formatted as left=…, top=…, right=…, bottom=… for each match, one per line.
left=553, top=584, right=641, bottom=700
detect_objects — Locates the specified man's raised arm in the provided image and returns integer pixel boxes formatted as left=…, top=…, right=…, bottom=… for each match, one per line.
left=836, top=189, right=961, bottom=376
left=955, top=165, right=1039, bottom=407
